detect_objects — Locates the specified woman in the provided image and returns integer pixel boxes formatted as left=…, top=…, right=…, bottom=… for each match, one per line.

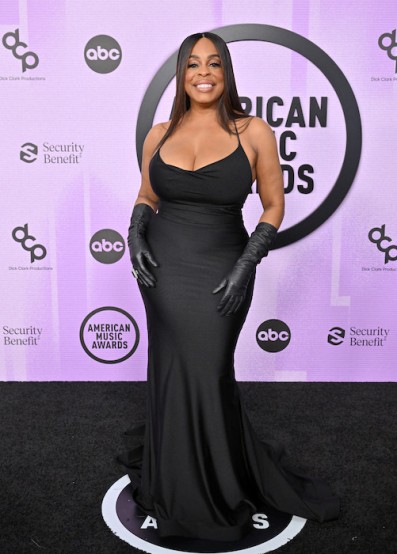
left=119, top=31, right=340, bottom=541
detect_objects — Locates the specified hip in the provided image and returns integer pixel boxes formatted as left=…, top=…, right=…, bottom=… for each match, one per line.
left=148, top=213, right=248, bottom=265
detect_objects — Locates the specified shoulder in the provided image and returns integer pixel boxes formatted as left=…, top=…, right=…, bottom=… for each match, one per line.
left=144, top=121, right=171, bottom=145
left=233, top=116, right=275, bottom=151
left=234, top=115, right=273, bottom=135
left=239, top=116, right=276, bottom=152
left=142, top=121, right=171, bottom=157
left=243, top=116, right=273, bottom=136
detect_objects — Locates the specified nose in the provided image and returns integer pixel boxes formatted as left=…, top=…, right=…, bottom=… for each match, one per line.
left=198, top=67, right=210, bottom=76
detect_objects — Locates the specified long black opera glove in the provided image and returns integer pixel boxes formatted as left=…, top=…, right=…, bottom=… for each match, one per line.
left=127, top=203, right=159, bottom=287
left=212, top=221, right=278, bottom=316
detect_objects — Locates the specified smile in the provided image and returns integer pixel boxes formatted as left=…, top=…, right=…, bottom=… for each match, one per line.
left=195, top=83, right=214, bottom=90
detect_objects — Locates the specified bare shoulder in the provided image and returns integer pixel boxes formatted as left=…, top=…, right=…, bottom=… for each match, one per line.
left=244, top=116, right=273, bottom=137
left=242, top=116, right=275, bottom=152
left=235, top=115, right=272, bottom=134
left=143, top=121, right=171, bottom=148
left=141, top=121, right=171, bottom=162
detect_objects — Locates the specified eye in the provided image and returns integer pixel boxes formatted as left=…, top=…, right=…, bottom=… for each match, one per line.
left=187, top=63, right=198, bottom=68
left=210, top=62, right=221, bottom=67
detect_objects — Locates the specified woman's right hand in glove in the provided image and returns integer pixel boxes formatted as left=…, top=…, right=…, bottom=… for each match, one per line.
left=127, top=203, right=159, bottom=288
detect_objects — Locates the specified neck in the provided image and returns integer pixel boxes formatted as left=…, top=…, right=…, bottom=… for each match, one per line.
left=185, top=101, right=219, bottom=122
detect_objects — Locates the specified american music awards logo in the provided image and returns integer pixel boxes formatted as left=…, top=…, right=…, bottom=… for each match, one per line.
left=135, top=23, right=363, bottom=250
left=102, top=475, right=306, bottom=553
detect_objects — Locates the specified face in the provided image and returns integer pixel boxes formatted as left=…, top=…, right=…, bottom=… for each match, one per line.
left=184, top=37, right=225, bottom=105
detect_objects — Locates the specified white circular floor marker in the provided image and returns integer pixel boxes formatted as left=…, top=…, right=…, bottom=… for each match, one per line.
left=102, top=475, right=307, bottom=553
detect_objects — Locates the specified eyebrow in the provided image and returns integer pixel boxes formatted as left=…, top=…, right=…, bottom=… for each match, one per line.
left=188, top=54, right=221, bottom=59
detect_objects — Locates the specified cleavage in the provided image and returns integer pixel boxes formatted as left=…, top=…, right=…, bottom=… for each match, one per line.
left=159, top=137, right=240, bottom=172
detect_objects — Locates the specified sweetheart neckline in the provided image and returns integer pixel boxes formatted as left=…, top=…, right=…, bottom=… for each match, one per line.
left=156, top=143, right=245, bottom=173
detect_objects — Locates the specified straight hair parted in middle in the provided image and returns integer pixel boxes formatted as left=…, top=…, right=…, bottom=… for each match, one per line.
left=154, top=32, right=251, bottom=153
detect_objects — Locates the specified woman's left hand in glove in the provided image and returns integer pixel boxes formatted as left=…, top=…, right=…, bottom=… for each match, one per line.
left=212, top=259, right=256, bottom=316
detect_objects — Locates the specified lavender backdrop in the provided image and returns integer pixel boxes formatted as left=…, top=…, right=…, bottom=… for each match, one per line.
left=1, top=0, right=396, bottom=381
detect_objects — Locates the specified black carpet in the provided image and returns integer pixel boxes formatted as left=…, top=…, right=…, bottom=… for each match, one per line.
left=0, top=382, right=395, bottom=553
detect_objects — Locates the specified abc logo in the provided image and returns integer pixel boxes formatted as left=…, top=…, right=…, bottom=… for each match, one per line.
left=256, top=319, right=291, bottom=352
left=84, top=35, right=122, bottom=73
left=90, top=229, right=125, bottom=264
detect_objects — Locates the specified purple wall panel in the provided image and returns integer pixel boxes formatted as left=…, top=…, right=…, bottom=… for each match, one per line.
left=1, top=0, right=396, bottom=381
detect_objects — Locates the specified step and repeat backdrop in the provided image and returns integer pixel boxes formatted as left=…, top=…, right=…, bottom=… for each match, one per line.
left=1, top=1, right=396, bottom=381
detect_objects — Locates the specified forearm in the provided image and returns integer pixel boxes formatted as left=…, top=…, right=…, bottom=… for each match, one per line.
left=238, top=219, right=278, bottom=267
left=258, top=204, right=284, bottom=230
left=213, top=216, right=278, bottom=316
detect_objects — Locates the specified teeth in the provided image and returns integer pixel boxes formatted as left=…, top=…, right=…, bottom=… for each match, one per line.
left=196, top=84, right=213, bottom=89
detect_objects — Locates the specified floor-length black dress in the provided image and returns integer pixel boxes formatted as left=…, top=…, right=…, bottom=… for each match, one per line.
left=117, top=120, right=340, bottom=541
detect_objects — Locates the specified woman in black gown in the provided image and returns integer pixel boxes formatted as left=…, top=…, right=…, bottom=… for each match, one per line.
left=119, top=31, right=340, bottom=541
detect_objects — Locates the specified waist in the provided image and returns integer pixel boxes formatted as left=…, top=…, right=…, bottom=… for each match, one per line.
left=157, top=199, right=244, bottom=227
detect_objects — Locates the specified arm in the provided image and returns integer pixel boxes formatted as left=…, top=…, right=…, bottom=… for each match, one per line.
left=251, top=117, right=285, bottom=229
left=212, top=117, right=285, bottom=316
left=127, top=123, right=167, bottom=287
left=133, top=123, right=165, bottom=212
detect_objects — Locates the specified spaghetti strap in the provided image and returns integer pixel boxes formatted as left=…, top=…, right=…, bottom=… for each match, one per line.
left=233, top=118, right=241, bottom=145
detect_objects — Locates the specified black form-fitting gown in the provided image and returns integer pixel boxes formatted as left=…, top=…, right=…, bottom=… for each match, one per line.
left=117, top=121, right=340, bottom=541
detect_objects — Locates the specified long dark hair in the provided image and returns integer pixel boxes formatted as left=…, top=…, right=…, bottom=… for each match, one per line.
left=154, top=32, right=249, bottom=152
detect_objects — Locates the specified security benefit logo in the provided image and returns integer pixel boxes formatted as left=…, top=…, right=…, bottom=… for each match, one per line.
left=3, top=326, right=42, bottom=347
left=327, top=326, right=390, bottom=348
left=80, top=307, right=139, bottom=364
left=20, top=142, right=85, bottom=164
left=102, top=475, right=306, bottom=553
left=84, top=35, right=122, bottom=73
left=1, top=28, right=39, bottom=72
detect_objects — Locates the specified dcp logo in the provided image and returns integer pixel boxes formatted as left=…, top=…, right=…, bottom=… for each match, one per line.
left=368, top=224, right=397, bottom=264
left=2, top=29, right=39, bottom=72
left=90, top=229, right=125, bottom=264
left=84, top=35, right=122, bottom=73
left=256, top=319, right=291, bottom=352
left=12, top=223, right=46, bottom=263
left=378, top=29, right=397, bottom=72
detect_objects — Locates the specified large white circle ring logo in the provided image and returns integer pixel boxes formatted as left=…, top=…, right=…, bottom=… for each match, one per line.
left=102, top=475, right=306, bottom=553
left=136, top=23, right=362, bottom=248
